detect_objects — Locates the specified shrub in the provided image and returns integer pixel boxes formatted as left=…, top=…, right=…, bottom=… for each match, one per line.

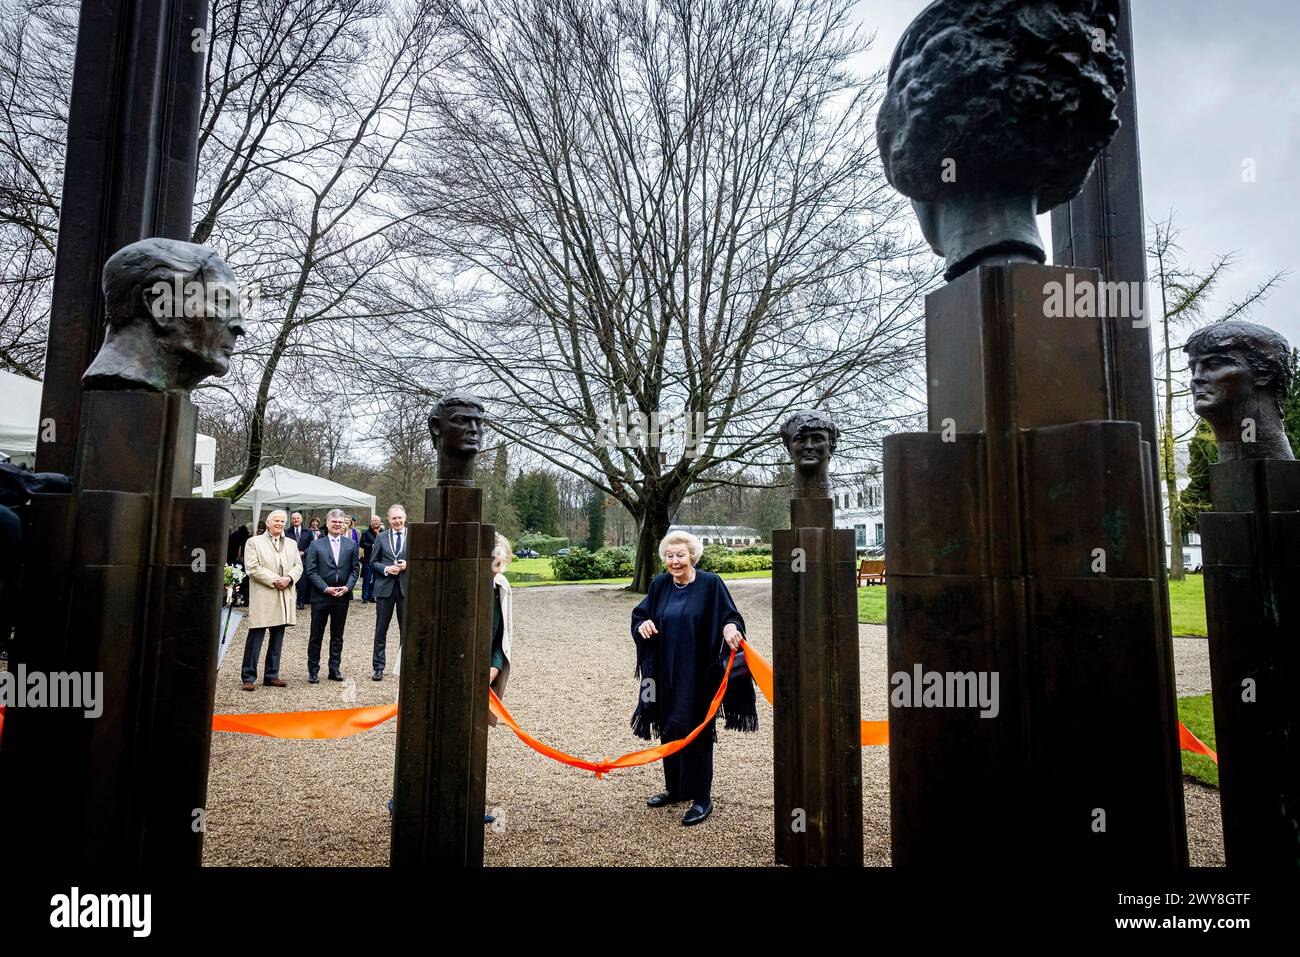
left=551, top=547, right=603, bottom=580
left=517, top=533, right=569, bottom=556
left=596, top=545, right=635, bottom=577
left=696, top=543, right=731, bottom=572
left=737, top=544, right=771, bottom=556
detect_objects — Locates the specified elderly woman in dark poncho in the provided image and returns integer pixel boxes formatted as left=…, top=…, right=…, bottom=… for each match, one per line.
left=630, top=530, right=758, bottom=826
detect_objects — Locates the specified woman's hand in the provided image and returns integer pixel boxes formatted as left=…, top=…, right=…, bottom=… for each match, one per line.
left=722, top=623, right=744, bottom=650
left=637, top=619, right=658, bottom=640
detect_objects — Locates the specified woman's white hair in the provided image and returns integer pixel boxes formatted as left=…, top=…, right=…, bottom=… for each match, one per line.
left=491, top=533, right=512, bottom=574
left=658, top=530, right=703, bottom=564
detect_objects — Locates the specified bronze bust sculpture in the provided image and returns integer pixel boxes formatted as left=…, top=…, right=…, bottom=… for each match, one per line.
left=876, top=0, right=1126, bottom=281
left=82, top=238, right=245, bottom=393
left=1185, top=321, right=1295, bottom=462
left=429, top=391, right=486, bottom=486
left=780, top=411, right=838, bottom=498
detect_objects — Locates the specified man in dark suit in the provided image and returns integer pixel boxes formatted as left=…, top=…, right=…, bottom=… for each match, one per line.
left=359, top=515, right=382, bottom=603
left=304, top=508, right=359, bottom=682
left=369, top=504, right=409, bottom=681
left=293, top=514, right=320, bottom=609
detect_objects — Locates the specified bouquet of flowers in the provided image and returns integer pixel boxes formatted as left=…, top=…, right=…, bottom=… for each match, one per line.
left=224, top=564, right=246, bottom=606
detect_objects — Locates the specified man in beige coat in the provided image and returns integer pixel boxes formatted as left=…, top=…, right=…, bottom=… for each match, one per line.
left=240, top=509, right=303, bottom=690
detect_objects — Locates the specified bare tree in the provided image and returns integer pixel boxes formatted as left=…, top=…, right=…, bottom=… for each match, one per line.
left=0, top=0, right=76, bottom=376
left=368, top=390, right=437, bottom=521
left=1149, top=212, right=1286, bottom=580
left=390, top=0, right=934, bottom=589
left=202, top=1, right=448, bottom=501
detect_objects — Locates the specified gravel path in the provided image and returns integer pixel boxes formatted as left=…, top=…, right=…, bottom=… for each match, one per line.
left=201, top=580, right=1222, bottom=866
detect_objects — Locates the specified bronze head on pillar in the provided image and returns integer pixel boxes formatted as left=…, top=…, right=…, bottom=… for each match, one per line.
left=429, top=391, right=486, bottom=486
left=780, top=411, right=838, bottom=498
left=875, top=0, right=1127, bottom=281
left=1185, top=321, right=1295, bottom=462
left=81, top=238, right=245, bottom=393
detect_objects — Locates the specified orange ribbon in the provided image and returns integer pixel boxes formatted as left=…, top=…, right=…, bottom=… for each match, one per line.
left=488, top=648, right=737, bottom=777
left=210, top=702, right=397, bottom=739
left=202, top=643, right=1217, bottom=768
left=739, top=641, right=890, bottom=746
left=1178, top=720, right=1217, bottom=763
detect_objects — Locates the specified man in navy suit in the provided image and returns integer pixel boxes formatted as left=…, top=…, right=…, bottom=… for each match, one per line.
left=369, top=504, right=410, bottom=681
left=304, top=508, right=360, bottom=682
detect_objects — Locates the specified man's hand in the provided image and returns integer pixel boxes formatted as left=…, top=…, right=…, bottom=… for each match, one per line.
left=274, top=576, right=291, bottom=589
left=637, top=620, right=658, bottom=640
left=386, top=565, right=399, bottom=576
left=327, top=585, right=347, bottom=597
left=722, top=623, right=744, bottom=650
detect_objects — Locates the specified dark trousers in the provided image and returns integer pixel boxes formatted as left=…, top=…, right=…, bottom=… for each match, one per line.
left=662, top=728, right=714, bottom=802
left=241, top=625, right=286, bottom=683
left=295, top=570, right=310, bottom=608
left=373, top=592, right=404, bottom=671
left=361, top=561, right=376, bottom=601
left=308, top=602, right=349, bottom=677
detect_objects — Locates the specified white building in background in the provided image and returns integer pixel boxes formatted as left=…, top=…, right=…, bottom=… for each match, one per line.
left=1161, top=443, right=1204, bottom=572
left=668, top=524, right=761, bottom=547
left=831, top=473, right=885, bottom=554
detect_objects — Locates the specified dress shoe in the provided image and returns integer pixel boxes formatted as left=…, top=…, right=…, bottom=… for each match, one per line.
left=682, top=800, right=713, bottom=826
left=264, top=678, right=287, bottom=687
left=372, top=670, right=384, bottom=681
left=308, top=674, right=320, bottom=684
left=328, top=672, right=343, bottom=681
left=646, top=791, right=682, bottom=808
left=240, top=682, right=256, bottom=692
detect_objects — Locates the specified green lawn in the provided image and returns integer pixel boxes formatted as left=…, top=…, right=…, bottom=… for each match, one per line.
left=857, top=585, right=887, bottom=624
left=1178, top=693, right=1218, bottom=788
left=856, top=573, right=1209, bottom=636
left=503, top=556, right=772, bottom=588
left=1166, top=574, right=1208, bottom=636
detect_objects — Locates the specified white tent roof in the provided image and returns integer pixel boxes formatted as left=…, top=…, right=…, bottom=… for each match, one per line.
left=200, top=464, right=377, bottom=522
left=0, top=370, right=44, bottom=457
left=1, top=370, right=214, bottom=467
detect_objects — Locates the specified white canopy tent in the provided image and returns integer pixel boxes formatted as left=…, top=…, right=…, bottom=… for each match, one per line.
left=200, top=464, right=377, bottom=526
left=1, top=370, right=215, bottom=475
left=195, top=434, right=217, bottom=497
left=0, top=370, right=45, bottom=467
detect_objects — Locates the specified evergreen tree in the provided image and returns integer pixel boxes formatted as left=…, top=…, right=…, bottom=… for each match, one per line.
left=585, top=488, right=606, bottom=550
left=1284, top=347, right=1300, bottom=458
left=1179, top=418, right=1218, bottom=535
left=478, top=445, right=521, bottom=539
left=512, top=470, right=562, bottom=534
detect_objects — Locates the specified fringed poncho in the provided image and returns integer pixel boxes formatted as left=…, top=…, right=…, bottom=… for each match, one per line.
left=629, top=570, right=758, bottom=742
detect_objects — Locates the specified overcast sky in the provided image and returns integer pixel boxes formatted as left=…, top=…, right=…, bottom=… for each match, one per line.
left=852, top=0, right=1300, bottom=353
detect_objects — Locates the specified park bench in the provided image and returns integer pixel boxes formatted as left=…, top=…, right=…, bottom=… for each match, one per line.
left=857, top=558, right=885, bottom=586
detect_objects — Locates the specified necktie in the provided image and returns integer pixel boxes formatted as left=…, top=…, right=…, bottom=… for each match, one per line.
left=330, top=536, right=341, bottom=566
left=394, top=531, right=402, bottom=558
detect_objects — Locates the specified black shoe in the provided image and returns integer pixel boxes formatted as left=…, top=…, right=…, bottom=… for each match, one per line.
left=296, top=604, right=305, bottom=610
left=308, top=674, right=320, bottom=684
left=372, top=670, right=383, bottom=681
left=328, top=672, right=343, bottom=681
left=646, top=792, right=681, bottom=808
left=682, top=800, right=713, bottom=826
